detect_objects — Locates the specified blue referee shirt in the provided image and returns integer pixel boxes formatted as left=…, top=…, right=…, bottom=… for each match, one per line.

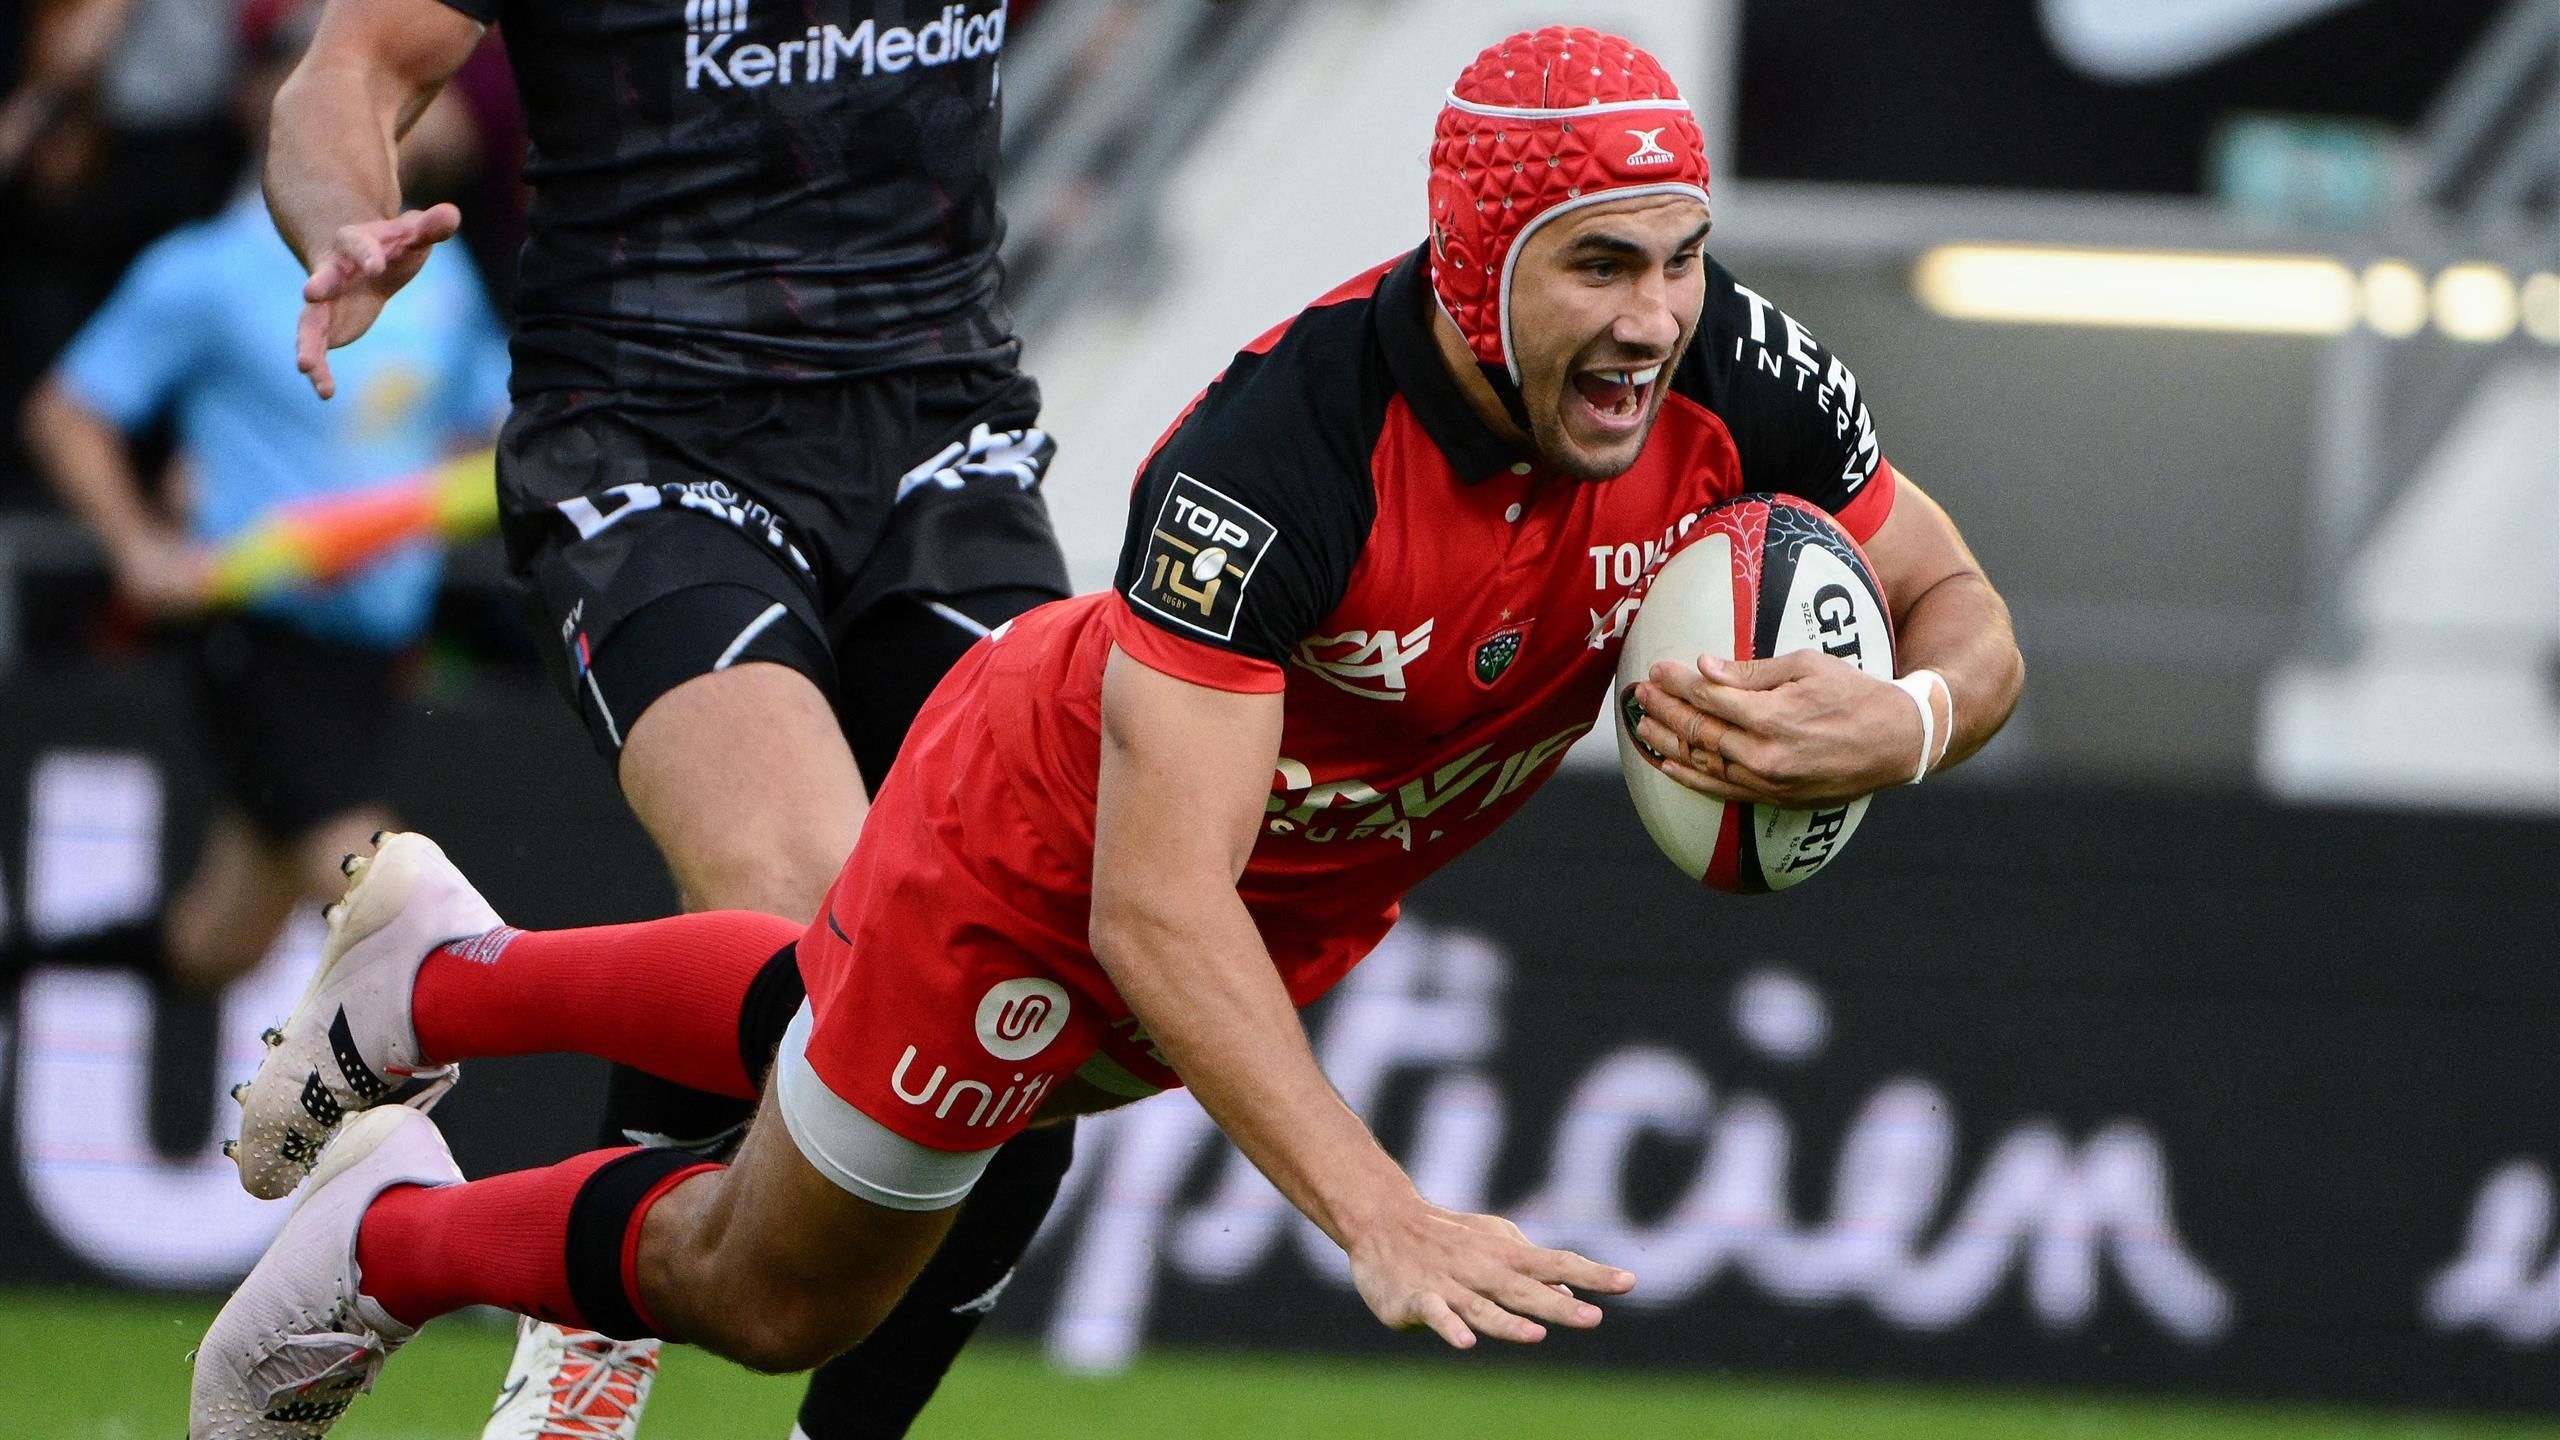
left=55, top=190, right=511, bottom=650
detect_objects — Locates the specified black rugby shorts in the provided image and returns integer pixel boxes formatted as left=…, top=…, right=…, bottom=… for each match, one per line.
left=495, top=364, right=1071, bottom=781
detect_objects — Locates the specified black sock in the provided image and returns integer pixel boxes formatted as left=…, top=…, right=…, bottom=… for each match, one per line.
left=737, top=940, right=807, bottom=1081
left=563, top=1147, right=715, bottom=1340
left=592, top=1064, right=756, bottom=1155
left=793, top=1120, right=1078, bottom=1439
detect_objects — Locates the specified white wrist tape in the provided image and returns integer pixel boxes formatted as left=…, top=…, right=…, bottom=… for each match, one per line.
left=1892, top=669, right=1952, bottom=785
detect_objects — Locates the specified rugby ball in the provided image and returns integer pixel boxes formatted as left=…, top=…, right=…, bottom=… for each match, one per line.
left=1613, top=494, right=1895, bottom=893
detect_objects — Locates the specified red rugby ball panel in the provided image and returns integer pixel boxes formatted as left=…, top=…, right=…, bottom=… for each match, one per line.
left=1613, top=494, right=1897, bottom=894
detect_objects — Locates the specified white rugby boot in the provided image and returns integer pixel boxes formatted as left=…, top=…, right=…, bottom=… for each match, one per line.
left=230, top=831, right=502, bottom=1200
left=482, top=1319, right=661, bottom=1440
left=189, top=1106, right=460, bottom=1439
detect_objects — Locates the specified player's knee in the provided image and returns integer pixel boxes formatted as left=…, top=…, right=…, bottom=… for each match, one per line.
left=676, top=829, right=845, bottom=919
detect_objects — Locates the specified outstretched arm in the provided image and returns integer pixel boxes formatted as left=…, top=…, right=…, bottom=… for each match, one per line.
left=263, top=0, right=483, bottom=398
left=1090, top=647, right=1635, bottom=1348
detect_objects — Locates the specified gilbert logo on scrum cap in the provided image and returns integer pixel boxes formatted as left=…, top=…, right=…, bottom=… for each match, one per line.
left=1624, top=128, right=1676, bottom=167
left=1134, top=474, right=1279, bottom=642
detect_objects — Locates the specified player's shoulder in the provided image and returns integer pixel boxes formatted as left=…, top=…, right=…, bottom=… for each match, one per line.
left=1675, top=256, right=1849, bottom=401
left=1670, top=254, right=1886, bottom=497
left=1114, top=258, right=1415, bottom=660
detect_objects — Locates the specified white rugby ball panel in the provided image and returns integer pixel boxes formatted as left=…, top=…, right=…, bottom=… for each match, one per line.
left=1747, top=536, right=1896, bottom=890
left=1613, top=531, right=1741, bottom=883
left=1764, top=534, right=1897, bottom=684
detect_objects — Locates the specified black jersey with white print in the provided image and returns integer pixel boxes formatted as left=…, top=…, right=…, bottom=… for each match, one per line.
left=431, top=0, right=1018, bottom=393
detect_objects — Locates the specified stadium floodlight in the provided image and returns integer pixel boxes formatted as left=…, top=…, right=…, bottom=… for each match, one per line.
left=1912, top=244, right=2359, bottom=335
left=2523, top=273, right=2560, bottom=345
left=2432, top=263, right=2519, bottom=344
left=2360, top=261, right=2429, bottom=339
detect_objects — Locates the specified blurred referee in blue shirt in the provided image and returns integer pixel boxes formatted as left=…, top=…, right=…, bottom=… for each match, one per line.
left=15, top=0, right=507, bottom=993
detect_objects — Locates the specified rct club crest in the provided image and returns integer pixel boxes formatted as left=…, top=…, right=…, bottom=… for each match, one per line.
left=1472, top=623, right=1530, bottom=688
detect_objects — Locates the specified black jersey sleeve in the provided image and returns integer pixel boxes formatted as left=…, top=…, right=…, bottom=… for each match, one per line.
left=430, top=0, right=500, bottom=22
left=1112, top=311, right=1383, bottom=673
left=1677, top=259, right=1890, bottom=518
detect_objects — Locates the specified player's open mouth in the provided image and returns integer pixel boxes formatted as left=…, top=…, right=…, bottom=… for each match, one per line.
left=1570, top=363, right=1662, bottom=434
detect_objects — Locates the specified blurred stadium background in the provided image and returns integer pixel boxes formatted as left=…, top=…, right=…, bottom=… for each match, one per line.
left=3, top=0, right=2557, bottom=1435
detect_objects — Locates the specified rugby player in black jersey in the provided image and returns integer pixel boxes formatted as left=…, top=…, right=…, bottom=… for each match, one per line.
left=257, top=2, right=1069, bottom=1436
left=196, top=25, right=2024, bottom=1440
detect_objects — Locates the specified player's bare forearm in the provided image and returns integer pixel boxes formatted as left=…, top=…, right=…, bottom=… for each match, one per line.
left=1886, top=565, right=2021, bottom=770
left=1093, top=647, right=1632, bottom=1348
left=1862, top=477, right=2022, bottom=771
left=1089, top=879, right=1420, bottom=1244
left=264, top=66, right=403, bottom=268
left=263, top=0, right=480, bottom=266
left=1090, top=650, right=1419, bottom=1244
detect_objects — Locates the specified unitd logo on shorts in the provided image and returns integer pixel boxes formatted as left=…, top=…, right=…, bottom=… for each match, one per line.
left=1472, top=623, right=1530, bottom=688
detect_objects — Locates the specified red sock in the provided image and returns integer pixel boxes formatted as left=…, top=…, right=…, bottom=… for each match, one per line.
left=355, top=1148, right=718, bottom=1332
left=411, top=911, right=800, bottom=1099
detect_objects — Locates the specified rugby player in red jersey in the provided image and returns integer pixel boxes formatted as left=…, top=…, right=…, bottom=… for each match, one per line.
left=192, top=27, right=2022, bottom=1436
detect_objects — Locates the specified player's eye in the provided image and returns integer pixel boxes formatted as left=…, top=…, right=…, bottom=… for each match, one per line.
left=1583, top=259, right=1621, bottom=280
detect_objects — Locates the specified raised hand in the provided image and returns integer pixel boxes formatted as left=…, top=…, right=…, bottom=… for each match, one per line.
left=1348, top=1203, right=1635, bottom=1349
left=295, top=203, right=462, bottom=399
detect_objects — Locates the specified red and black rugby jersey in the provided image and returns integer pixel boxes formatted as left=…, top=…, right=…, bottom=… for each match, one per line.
left=974, top=244, right=1897, bottom=1003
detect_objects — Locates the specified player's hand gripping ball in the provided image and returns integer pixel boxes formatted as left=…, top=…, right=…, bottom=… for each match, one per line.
left=1614, top=494, right=1896, bottom=892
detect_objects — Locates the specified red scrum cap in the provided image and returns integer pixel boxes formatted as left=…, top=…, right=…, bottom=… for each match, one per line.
left=1428, top=27, right=1711, bottom=385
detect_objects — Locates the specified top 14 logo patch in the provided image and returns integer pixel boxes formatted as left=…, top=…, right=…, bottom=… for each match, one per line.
left=1132, top=474, right=1280, bottom=642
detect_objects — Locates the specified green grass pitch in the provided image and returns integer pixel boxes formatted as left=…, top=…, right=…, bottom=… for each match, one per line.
left=7, top=1288, right=2554, bottom=1440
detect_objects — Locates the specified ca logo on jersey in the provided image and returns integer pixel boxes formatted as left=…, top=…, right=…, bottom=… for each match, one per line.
left=1132, top=474, right=1279, bottom=642
left=1294, top=621, right=1433, bottom=700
